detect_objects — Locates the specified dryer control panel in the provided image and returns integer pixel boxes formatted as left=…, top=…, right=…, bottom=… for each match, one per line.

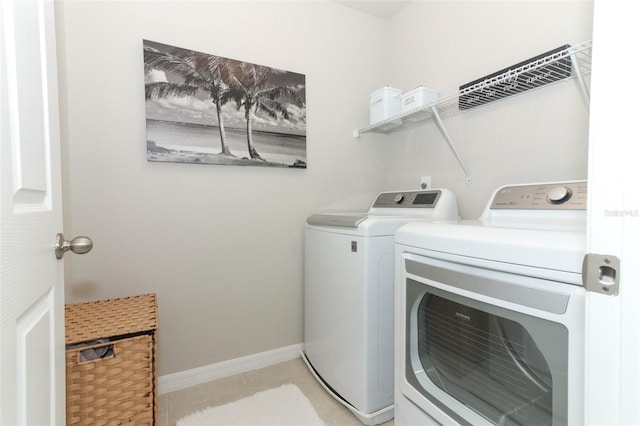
left=490, top=181, right=587, bottom=210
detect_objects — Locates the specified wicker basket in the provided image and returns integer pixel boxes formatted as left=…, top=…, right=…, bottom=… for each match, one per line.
left=65, top=294, right=158, bottom=425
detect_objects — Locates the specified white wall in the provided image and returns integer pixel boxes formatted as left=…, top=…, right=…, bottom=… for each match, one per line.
left=385, top=1, right=594, bottom=219
left=56, top=1, right=391, bottom=376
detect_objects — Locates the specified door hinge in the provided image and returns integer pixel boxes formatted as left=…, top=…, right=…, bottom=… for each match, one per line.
left=582, top=253, right=620, bottom=296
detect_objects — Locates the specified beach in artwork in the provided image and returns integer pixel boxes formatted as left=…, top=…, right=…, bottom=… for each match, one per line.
left=146, top=119, right=306, bottom=167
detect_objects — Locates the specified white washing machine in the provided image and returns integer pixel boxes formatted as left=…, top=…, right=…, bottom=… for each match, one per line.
left=395, top=181, right=588, bottom=426
left=302, top=189, right=459, bottom=425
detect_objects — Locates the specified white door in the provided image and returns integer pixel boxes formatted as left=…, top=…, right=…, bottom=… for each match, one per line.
left=585, top=0, right=640, bottom=424
left=0, top=0, right=65, bottom=424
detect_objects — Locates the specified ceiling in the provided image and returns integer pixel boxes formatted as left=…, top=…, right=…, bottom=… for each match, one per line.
left=334, top=1, right=411, bottom=20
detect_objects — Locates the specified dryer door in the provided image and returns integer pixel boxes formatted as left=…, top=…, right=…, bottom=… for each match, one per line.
left=414, top=289, right=560, bottom=425
left=399, top=254, right=584, bottom=426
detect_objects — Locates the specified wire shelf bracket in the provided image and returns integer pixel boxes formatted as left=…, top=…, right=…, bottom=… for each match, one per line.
left=431, top=106, right=472, bottom=183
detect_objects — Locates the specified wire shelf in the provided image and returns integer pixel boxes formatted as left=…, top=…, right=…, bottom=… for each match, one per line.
left=355, top=40, right=592, bottom=137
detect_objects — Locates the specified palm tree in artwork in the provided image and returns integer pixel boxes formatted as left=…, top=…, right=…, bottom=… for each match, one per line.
left=143, top=45, right=234, bottom=156
left=224, top=63, right=303, bottom=160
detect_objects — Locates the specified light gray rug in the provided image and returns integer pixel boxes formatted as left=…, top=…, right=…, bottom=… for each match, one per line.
left=176, top=384, right=326, bottom=426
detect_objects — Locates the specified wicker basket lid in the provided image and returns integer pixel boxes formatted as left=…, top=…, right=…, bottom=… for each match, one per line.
left=65, top=293, right=157, bottom=344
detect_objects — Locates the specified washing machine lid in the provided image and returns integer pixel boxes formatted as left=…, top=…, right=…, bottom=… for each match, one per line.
left=305, top=188, right=459, bottom=236
left=307, top=189, right=459, bottom=227
left=306, top=214, right=456, bottom=237
left=306, top=213, right=367, bottom=228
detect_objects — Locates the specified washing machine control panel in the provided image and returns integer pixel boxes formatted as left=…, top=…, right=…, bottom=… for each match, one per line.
left=490, top=181, right=587, bottom=210
left=373, top=190, right=442, bottom=208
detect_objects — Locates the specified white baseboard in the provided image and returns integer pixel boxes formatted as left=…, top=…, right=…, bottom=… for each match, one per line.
left=158, top=343, right=304, bottom=395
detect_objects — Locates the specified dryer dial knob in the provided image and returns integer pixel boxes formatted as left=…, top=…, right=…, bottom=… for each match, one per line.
left=547, top=186, right=572, bottom=204
left=394, top=194, right=404, bottom=204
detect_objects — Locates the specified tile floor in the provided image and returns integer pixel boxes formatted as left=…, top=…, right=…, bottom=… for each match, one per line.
left=158, top=356, right=394, bottom=426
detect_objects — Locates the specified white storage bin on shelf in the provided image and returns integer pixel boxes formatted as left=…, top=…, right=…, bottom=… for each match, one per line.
left=401, top=86, right=439, bottom=120
left=369, top=86, right=402, bottom=130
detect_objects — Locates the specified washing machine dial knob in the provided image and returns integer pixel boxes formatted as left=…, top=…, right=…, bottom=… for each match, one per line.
left=547, top=186, right=572, bottom=204
left=393, top=193, right=404, bottom=204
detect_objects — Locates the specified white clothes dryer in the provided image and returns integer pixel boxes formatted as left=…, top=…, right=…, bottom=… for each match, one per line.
left=394, top=181, right=587, bottom=426
left=302, top=189, right=459, bottom=425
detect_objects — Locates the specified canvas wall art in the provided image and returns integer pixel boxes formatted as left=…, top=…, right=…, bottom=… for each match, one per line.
left=143, top=40, right=307, bottom=168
